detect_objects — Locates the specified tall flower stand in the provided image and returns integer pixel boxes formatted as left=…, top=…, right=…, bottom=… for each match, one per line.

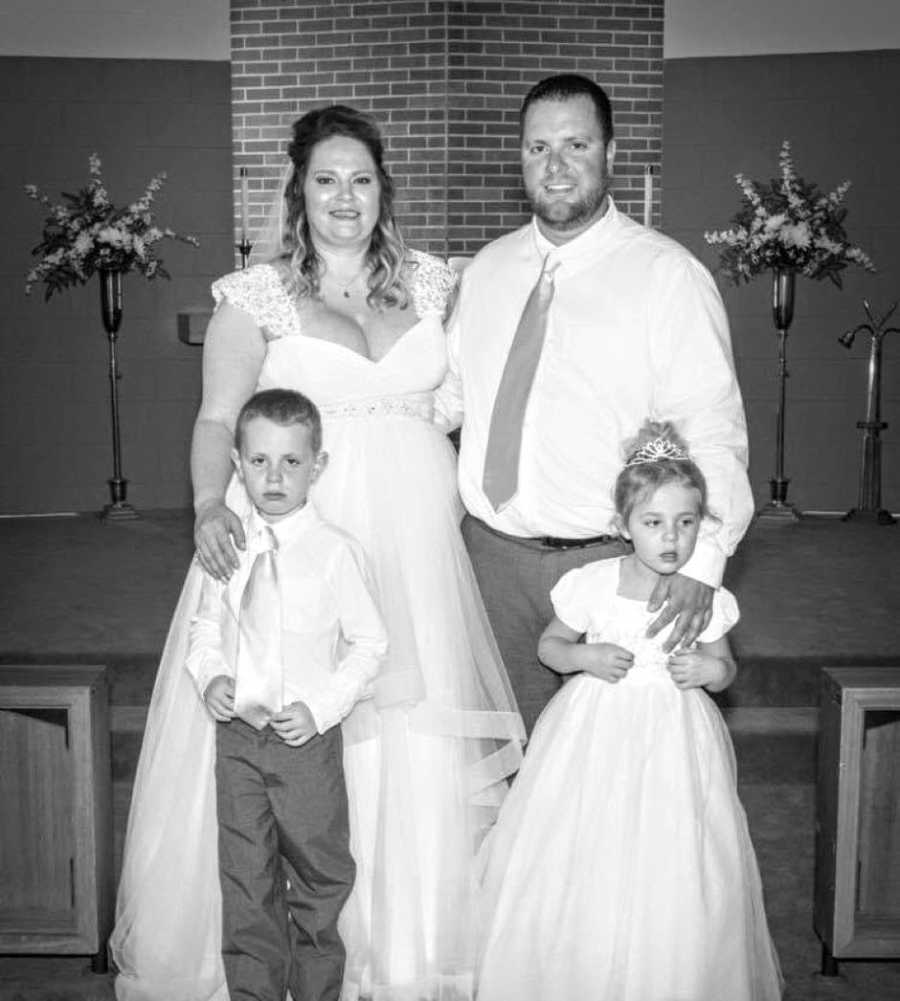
left=758, top=268, right=801, bottom=520
left=839, top=300, right=898, bottom=525
left=99, top=269, right=138, bottom=521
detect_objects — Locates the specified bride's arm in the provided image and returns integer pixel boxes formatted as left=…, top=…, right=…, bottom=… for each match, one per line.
left=191, top=301, right=267, bottom=579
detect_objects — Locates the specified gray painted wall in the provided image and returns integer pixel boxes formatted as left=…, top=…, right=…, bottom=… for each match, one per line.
left=663, top=49, right=900, bottom=513
left=2, top=57, right=233, bottom=513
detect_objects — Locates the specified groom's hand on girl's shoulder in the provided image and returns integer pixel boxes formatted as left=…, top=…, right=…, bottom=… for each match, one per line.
left=646, top=574, right=714, bottom=651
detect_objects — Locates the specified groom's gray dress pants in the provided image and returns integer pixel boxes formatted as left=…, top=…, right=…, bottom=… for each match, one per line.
left=215, top=719, right=354, bottom=1001
left=462, top=514, right=630, bottom=734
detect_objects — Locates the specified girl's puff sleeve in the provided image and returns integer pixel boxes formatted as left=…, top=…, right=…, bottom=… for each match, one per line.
left=697, top=586, right=740, bottom=643
left=549, top=563, right=607, bottom=635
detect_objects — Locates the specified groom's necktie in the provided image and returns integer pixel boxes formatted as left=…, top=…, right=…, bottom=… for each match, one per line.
left=482, top=255, right=559, bottom=511
left=233, top=525, right=283, bottom=730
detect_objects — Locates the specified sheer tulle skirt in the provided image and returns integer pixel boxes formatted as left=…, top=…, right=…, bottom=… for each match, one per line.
left=111, top=411, right=524, bottom=1001
left=476, top=673, right=783, bottom=1001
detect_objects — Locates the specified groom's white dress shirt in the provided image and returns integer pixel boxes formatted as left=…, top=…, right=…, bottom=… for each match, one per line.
left=187, top=502, right=388, bottom=734
left=436, top=199, right=754, bottom=587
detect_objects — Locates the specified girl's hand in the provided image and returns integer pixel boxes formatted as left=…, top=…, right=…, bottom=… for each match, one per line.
left=194, top=498, right=245, bottom=581
left=203, top=675, right=236, bottom=722
left=667, top=649, right=728, bottom=690
left=581, top=642, right=634, bottom=684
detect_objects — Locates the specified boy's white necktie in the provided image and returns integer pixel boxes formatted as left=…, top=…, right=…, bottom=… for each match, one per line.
left=482, top=255, right=559, bottom=511
left=233, top=524, right=283, bottom=730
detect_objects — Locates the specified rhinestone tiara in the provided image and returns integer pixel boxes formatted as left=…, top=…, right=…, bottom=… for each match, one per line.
left=625, top=437, right=690, bottom=466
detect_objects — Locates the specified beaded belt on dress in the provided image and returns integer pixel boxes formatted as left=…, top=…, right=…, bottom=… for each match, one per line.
left=318, top=392, right=434, bottom=422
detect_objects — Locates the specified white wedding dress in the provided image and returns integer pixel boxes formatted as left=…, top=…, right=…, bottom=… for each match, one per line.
left=110, top=251, right=525, bottom=1001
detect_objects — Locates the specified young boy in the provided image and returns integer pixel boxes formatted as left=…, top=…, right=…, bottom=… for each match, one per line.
left=186, top=388, right=387, bottom=1001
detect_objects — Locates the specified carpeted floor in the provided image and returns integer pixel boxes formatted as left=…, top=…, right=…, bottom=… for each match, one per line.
left=1, top=510, right=899, bottom=1000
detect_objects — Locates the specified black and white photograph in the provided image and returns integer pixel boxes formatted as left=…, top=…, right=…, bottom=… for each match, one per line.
left=1, top=3, right=899, bottom=1000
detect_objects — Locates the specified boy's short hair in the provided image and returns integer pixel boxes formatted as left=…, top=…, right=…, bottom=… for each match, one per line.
left=234, top=389, right=323, bottom=453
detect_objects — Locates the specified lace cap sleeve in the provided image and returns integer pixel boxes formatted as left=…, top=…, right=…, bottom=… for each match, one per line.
left=697, top=586, right=740, bottom=643
left=210, top=264, right=297, bottom=341
left=406, top=249, right=458, bottom=318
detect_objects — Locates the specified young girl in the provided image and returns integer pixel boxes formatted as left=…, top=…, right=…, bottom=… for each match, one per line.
left=475, top=421, right=783, bottom=1001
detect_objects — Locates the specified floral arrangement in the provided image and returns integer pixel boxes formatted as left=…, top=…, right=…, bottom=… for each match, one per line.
left=704, top=140, right=874, bottom=287
left=25, top=153, right=198, bottom=299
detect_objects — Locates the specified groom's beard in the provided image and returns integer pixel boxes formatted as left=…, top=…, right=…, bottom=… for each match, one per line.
left=527, top=159, right=612, bottom=236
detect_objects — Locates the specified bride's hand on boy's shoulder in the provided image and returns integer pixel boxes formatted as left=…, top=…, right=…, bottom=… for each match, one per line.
left=582, top=642, right=634, bottom=684
left=194, top=498, right=246, bottom=581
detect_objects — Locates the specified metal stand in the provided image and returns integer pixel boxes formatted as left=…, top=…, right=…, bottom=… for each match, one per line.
left=840, top=300, right=898, bottom=525
left=237, top=238, right=253, bottom=269
left=758, top=268, right=801, bottom=520
left=98, top=269, right=138, bottom=521
left=820, top=942, right=840, bottom=977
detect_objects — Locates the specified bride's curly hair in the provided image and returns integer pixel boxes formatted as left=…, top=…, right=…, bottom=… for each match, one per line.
left=278, top=105, right=410, bottom=309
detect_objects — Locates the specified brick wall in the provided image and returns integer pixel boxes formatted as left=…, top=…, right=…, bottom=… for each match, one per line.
left=231, top=0, right=663, bottom=259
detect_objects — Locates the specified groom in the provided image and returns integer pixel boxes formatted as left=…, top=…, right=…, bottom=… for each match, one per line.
left=436, top=73, right=754, bottom=731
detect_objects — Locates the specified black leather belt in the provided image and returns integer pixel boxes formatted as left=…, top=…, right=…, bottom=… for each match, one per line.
left=466, top=516, right=624, bottom=552
left=537, top=534, right=619, bottom=550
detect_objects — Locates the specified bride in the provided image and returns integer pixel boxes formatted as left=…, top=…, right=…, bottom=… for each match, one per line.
left=110, top=104, right=524, bottom=1001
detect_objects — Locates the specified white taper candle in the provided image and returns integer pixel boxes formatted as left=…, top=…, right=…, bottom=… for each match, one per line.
left=643, top=165, right=653, bottom=228
left=240, top=167, right=249, bottom=241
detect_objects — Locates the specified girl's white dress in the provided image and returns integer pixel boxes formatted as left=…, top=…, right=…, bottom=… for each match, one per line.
left=476, top=557, right=783, bottom=1001
left=110, top=252, right=524, bottom=1001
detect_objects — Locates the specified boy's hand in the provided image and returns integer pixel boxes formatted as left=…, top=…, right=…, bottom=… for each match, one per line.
left=204, top=675, right=236, bottom=721
left=270, top=701, right=317, bottom=747
left=667, top=650, right=727, bottom=690
left=581, top=642, right=634, bottom=684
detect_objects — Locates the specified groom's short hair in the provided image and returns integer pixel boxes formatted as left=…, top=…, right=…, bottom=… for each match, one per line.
left=520, top=73, right=614, bottom=144
left=234, top=388, right=323, bottom=453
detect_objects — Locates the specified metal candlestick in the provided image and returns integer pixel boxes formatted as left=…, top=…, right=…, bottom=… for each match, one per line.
left=839, top=300, right=898, bottom=525
left=758, top=268, right=801, bottom=520
left=99, top=269, right=138, bottom=521
left=237, top=238, right=253, bottom=269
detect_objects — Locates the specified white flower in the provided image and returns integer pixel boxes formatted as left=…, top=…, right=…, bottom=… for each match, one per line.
left=73, top=232, right=94, bottom=257
left=97, top=226, right=125, bottom=248
left=780, top=223, right=811, bottom=249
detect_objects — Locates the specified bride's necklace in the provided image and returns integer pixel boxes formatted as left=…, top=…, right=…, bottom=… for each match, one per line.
left=327, top=267, right=368, bottom=299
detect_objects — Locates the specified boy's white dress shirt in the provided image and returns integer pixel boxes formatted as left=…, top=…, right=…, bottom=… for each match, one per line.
left=186, top=502, right=387, bottom=734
